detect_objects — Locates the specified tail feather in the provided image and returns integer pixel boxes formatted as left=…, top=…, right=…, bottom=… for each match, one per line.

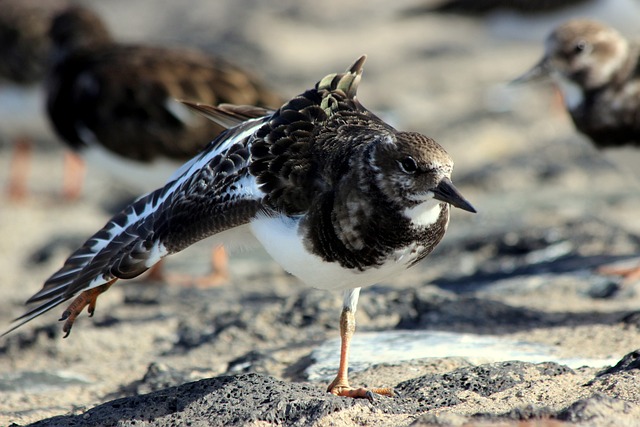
left=180, top=101, right=273, bottom=128
left=317, top=55, right=366, bottom=99
left=1, top=295, right=68, bottom=337
left=6, top=188, right=169, bottom=335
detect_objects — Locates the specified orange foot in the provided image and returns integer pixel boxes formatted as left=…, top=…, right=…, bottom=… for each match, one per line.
left=328, top=381, right=395, bottom=401
left=6, top=136, right=32, bottom=202
left=59, top=279, right=116, bottom=337
left=598, top=262, right=640, bottom=283
left=328, top=304, right=396, bottom=401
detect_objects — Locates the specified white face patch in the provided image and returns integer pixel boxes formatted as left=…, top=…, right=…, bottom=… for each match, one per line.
left=403, top=198, right=442, bottom=227
left=552, top=72, right=585, bottom=110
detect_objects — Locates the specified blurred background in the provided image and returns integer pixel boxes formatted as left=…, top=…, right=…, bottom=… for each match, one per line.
left=2, top=0, right=640, bottom=424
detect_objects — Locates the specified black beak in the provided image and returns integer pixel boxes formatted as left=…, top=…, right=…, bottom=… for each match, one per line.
left=510, top=57, right=550, bottom=85
left=433, top=177, right=476, bottom=213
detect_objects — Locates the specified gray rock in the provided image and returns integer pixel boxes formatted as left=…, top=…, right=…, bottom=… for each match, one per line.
left=26, top=373, right=360, bottom=427
left=24, top=361, right=577, bottom=427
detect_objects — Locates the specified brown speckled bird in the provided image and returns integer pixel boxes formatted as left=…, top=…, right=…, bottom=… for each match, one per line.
left=515, top=19, right=640, bottom=280
left=46, top=5, right=283, bottom=190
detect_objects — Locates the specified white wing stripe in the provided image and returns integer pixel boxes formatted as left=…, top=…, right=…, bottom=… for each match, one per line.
left=166, top=117, right=265, bottom=183
left=25, top=117, right=267, bottom=310
left=128, top=118, right=265, bottom=231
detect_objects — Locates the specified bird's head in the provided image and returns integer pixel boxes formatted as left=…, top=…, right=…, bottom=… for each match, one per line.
left=513, top=19, right=629, bottom=93
left=49, top=6, right=111, bottom=54
left=367, top=131, right=475, bottom=220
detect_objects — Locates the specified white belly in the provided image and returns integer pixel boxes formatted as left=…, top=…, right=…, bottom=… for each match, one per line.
left=250, top=214, right=418, bottom=291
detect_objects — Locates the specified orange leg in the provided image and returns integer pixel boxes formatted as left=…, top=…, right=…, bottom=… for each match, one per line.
left=199, top=246, right=230, bottom=286
left=165, top=246, right=229, bottom=288
left=145, top=259, right=166, bottom=282
left=598, top=262, right=640, bottom=283
left=6, top=135, right=32, bottom=201
left=59, top=279, right=117, bottom=337
left=62, top=151, right=85, bottom=200
left=327, top=306, right=394, bottom=400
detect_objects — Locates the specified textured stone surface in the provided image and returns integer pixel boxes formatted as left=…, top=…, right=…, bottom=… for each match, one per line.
left=28, top=374, right=358, bottom=427
left=22, top=359, right=640, bottom=427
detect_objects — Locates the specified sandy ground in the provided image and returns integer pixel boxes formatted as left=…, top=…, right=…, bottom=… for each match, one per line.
left=2, top=1, right=640, bottom=426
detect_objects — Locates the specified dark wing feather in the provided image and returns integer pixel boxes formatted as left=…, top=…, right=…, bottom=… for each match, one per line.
left=249, top=55, right=385, bottom=214
left=180, top=101, right=274, bottom=129
left=3, top=118, right=267, bottom=335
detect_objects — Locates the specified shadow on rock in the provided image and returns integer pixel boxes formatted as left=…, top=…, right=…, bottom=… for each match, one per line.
left=395, top=286, right=636, bottom=334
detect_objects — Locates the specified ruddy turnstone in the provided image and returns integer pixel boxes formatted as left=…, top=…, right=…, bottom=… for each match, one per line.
left=45, top=5, right=283, bottom=285
left=3, top=55, right=476, bottom=399
left=47, top=5, right=282, bottom=191
left=0, top=0, right=82, bottom=200
left=513, top=19, right=640, bottom=280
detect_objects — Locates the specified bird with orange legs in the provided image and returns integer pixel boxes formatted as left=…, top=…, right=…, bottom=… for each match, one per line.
left=4, top=56, right=475, bottom=398
left=0, top=0, right=84, bottom=201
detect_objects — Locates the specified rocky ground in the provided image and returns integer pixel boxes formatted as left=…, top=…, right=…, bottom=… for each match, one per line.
left=2, top=1, right=640, bottom=426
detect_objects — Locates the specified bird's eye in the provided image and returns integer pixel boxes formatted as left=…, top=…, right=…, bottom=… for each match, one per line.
left=398, top=156, right=418, bottom=174
left=574, top=40, right=589, bottom=54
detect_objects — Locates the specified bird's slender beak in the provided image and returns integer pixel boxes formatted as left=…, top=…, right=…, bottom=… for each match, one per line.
left=510, top=57, right=550, bottom=85
left=433, top=177, right=476, bottom=213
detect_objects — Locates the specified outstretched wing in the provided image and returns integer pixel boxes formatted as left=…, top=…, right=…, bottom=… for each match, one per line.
left=4, top=55, right=371, bottom=335
left=4, top=116, right=268, bottom=335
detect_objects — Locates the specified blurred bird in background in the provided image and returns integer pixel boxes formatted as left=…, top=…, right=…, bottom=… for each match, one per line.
left=5, top=3, right=284, bottom=287
left=514, top=19, right=640, bottom=281
left=0, top=0, right=84, bottom=201
left=401, top=0, right=640, bottom=41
